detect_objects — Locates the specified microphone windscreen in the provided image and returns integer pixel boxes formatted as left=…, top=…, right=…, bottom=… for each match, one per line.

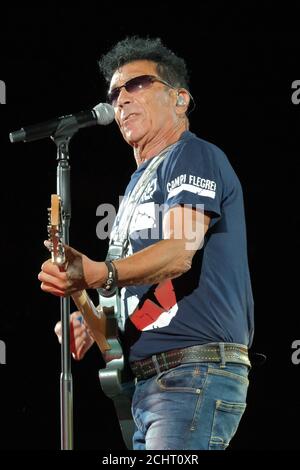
left=93, top=103, right=115, bottom=125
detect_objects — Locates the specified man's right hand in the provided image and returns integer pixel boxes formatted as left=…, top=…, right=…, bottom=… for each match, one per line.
left=54, top=311, right=95, bottom=360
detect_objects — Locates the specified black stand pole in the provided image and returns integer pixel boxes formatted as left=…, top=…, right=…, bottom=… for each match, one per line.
left=52, top=133, right=73, bottom=450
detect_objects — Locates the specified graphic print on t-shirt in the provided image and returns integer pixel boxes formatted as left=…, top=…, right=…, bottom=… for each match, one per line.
left=127, top=279, right=178, bottom=331
left=166, top=173, right=217, bottom=200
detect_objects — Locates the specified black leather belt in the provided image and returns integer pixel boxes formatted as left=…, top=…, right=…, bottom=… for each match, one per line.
left=130, top=343, right=250, bottom=381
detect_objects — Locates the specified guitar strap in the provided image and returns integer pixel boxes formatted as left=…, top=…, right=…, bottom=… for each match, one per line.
left=98, top=142, right=177, bottom=449
left=110, top=142, right=177, bottom=253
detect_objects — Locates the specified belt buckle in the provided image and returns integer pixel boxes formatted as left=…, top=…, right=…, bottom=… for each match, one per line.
left=158, top=351, right=170, bottom=371
left=152, top=353, right=167, bottom=375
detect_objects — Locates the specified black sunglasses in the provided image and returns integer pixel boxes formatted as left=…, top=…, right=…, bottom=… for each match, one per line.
left=107, top=74, right=174, bottom=105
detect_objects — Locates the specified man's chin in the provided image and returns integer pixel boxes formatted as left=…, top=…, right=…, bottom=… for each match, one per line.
left=124, top=131, right=143, bottom=147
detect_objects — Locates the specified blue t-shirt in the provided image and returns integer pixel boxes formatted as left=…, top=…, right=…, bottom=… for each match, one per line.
left=110, top=130, right=254, bottom=362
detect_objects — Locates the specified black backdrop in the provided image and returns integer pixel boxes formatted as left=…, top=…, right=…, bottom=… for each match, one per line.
left=0, top=3, right=299, bottom=452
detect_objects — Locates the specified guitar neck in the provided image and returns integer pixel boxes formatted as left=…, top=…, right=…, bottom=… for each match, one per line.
left=48, top=194, right=110, bottom=355
left=71, top=290, right=111, bottom=353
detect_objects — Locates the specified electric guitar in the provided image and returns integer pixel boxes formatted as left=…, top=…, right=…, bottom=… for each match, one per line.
left=48, top=194, right=134, bottom=449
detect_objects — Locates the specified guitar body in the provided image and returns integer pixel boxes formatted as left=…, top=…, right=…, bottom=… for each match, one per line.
left=98, top=293, right=135, bottom=450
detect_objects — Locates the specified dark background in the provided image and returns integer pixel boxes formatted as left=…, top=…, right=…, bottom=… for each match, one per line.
left=0, top=3, right=299, bottom=451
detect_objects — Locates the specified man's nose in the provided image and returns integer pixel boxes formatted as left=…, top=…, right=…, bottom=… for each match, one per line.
left=116, top=86, right=132, bottom=106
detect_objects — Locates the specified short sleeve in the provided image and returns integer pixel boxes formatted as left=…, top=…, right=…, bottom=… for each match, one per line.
left=162, top=138, right=223, bottom=218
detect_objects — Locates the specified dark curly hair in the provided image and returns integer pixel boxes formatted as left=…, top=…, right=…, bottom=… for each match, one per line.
left=98, top=36, right=190, bottom=90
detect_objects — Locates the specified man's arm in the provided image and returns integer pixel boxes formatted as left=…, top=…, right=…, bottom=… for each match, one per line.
left=114, top=205, right=210, bottom=286
left=38, top=206, right=210, bottom=296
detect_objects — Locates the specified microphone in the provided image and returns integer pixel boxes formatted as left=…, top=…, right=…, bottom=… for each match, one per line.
left=9, top=102, right=115, bottom=143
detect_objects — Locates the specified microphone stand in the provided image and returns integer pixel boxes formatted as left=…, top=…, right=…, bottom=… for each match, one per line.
left=52, top=131, right=73, bottom=450
left=9, top=106, right=114, bottom=450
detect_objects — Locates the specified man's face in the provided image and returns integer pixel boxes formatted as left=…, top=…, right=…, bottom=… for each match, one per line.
left=109, top=60, right=178, bottom=147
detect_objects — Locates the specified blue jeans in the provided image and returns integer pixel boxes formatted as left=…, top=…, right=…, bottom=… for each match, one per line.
left=131, top=361, right=249, bottom=450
